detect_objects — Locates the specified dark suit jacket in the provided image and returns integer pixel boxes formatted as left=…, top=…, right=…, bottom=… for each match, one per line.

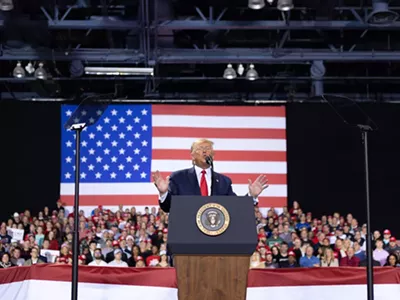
left=159, top=167, right=236, bottom=212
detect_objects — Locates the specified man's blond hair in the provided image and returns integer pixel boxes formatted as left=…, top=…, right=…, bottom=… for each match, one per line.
left=190, top=138, right=214, bottom=153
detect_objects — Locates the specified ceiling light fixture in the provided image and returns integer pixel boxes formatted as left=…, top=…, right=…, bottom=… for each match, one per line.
left=223, top=64, right=237, bottom=80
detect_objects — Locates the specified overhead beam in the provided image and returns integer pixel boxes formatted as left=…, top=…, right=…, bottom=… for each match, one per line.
left=158, top=49, right=400, bottom=63
left=2, top=48, right=400, bottom=62
left=2, top=92, right=400, bottom=103
left=0, top=20, right=139, bottom=30
left=0, top=49, right=144, bottom=62
left=3, top=20, right=400, bottom=30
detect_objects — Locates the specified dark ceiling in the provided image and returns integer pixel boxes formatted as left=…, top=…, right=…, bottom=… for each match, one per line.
left=1, top=0, right=400, bottom=102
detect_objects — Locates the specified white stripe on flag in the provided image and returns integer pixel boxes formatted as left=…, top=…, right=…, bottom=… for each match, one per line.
left=246, top=284, right=400, bottom=300
left=60, top=183, right=287, bottom=197
left=152, top=115, right=286, bottom=129
left=0, top=280, right=178, bottom=300
left=152, top=160, right=287, bottom=174
left=152, top=137, right=286, bottom=151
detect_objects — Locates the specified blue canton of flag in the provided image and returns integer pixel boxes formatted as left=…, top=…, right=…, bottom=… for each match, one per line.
left=61, top=104, right=152, bottom=183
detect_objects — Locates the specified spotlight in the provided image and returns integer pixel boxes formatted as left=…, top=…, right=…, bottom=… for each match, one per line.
left=367, top=0, right=398, bottom=25
left=246, top=64, right=259, bottom=81
left=0, top=0, right=13, bottom=11
left=34, top=63, right=47, bottom=80
left=277, top=0, right=293, bottom=12
left=13, top=62, right=25, bottom=78
left=248, top=0, right=265, bottom=10
left=223, top=64, right=237, bottom=80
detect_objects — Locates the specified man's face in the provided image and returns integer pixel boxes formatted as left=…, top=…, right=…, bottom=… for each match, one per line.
left=347, top=248, right=354, bottom=258
left=14, top=249, right=21, bottom=258
left=94, top=250, right=102, bottom=259
left=191, top=142, right=214, bottom=168
left=31, top=249, right=39, bottom=258
left=115, top=252, right=122, bottom=260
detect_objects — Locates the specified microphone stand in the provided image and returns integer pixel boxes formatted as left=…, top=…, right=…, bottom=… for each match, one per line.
left=206, top=156, right=214, bottom=195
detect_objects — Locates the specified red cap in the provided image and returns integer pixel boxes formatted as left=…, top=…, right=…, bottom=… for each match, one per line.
left=390, top=237, right=396, bottom=242
left=162, top=228, right=168, bottom=234
left=112, top=240, right=119, bottom=247
left=136, top=256, right=144, bottom=261
left=79, top=255, right=86, bottom=261
left=288, top=251, right=295, bottom=257
left=266, top=250, right=272, bottom=255
left=383, top=229, right=391, bottom=235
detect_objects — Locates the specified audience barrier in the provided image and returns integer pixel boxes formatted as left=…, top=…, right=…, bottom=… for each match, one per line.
left=0, top=265, right=399, bottom=300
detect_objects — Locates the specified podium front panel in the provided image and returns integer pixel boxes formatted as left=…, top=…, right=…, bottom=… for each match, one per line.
left=168, top=195, right=257, bottom=255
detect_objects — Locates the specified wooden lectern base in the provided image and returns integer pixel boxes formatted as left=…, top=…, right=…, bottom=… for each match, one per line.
left=174, top=255, right=250, bottom=300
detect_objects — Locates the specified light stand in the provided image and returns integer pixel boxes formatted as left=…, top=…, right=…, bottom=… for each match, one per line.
left=359, top=125, right=374, bottom=300
left=70, top=123, right=85, bottom=300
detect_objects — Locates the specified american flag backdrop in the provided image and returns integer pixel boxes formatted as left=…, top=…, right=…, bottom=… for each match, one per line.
left=60, top=105, right=287, bottom=213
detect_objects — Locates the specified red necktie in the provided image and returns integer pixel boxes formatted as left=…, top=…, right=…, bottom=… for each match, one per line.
left=200, top=170, right=208, bottom=196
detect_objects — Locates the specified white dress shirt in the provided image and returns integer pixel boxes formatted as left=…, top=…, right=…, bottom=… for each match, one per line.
left=159, top=165, right=258, bottom=205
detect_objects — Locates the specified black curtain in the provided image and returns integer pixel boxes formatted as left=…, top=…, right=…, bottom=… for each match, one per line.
left=287, top=103, right=400, bottom=236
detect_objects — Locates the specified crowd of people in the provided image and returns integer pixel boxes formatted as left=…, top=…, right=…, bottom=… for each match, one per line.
left=251, top=202, right=400, bottom=268
left=0, top=200, right=399, bottom=270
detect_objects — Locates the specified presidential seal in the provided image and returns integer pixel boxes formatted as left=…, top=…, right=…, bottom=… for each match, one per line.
left=196, top=203, right=230, bottom=236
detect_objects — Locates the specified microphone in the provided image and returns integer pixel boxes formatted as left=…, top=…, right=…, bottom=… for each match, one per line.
left=205, top=156, right=213, bottom=166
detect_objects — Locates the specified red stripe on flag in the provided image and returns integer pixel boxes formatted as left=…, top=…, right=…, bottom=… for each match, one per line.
left=152, top=105, right=286, bottom=117
left=152, top=127, right=286, bottom=139
left=60, top=195, right=286, bottom=207
left=0, top=264, right=178, bottom=287
left=154, top=172, right=287, bottom=185
left=247, top=268, right=400, bottom=287
left=152, top=150, right=287, bottom=162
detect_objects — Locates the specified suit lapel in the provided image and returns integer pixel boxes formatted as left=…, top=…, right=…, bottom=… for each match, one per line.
left=188, top=167, right=201, bottom=195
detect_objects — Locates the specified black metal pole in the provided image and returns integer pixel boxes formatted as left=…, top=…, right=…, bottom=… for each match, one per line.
left=71, top=128, right=82, bottom=300
left=362, top=130, right=374, bottom=300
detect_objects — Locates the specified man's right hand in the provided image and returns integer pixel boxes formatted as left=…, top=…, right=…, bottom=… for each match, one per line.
left=152, top=170, right=170, bottom=194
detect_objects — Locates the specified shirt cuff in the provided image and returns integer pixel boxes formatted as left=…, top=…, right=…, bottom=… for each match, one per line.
left=248, top=193, right=259, bottom=205
left=159, top=191, right=168, bottom=203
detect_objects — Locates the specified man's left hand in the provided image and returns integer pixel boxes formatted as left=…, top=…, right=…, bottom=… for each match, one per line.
left=248, top=175, right=269, bottom=198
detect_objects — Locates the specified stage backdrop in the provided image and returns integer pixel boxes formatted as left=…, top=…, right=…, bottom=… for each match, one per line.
left=60, top=104, right=287, bottom=214
left=0, top=102, right=399, bottom=236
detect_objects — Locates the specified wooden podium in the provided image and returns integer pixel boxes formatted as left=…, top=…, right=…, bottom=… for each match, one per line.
left=168, top=196, right=257, bottom=300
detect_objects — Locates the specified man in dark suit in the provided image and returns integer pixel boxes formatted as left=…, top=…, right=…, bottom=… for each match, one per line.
left=152, top=138, right=269, bottom=212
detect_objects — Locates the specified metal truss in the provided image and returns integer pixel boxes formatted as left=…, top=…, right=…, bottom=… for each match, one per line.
left=2, top=92, right=400, bottom=103
left=3, top=19, right=400, bottom=30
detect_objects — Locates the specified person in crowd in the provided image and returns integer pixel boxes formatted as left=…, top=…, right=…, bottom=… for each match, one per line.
left=340, top=247, right=360, bottom=267
left=300, top=246, right=320, bottom=267
left=382, top=229, right=392, bottom=246
left=88, top=248, right=108, bottom=266
left=384, top=254, right=400, bottom=267
left=157, top=250, right=170, bottom=267
left=385, top=237, right=400, bottom=259
left=320, top=248, right=339, bottom=267
left=24, top=247, right=45, bottom=265
left=373, top=240, right=389, bottom=266
left=264, top=251, right=279, bottom=269
left=279, top=251, right=299, bottom=268
left=353, top=241, right=366, bottom=261
left=108, top=249, right=128, bottom=267
left=249, top=251, right=265, bottom=269
left=0, top=253, right=14, bottom=268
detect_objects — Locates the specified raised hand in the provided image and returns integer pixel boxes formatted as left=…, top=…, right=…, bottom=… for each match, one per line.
left=152, top=170, right=170, bottom=194
left=248, top=175, right=269, bottom=198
